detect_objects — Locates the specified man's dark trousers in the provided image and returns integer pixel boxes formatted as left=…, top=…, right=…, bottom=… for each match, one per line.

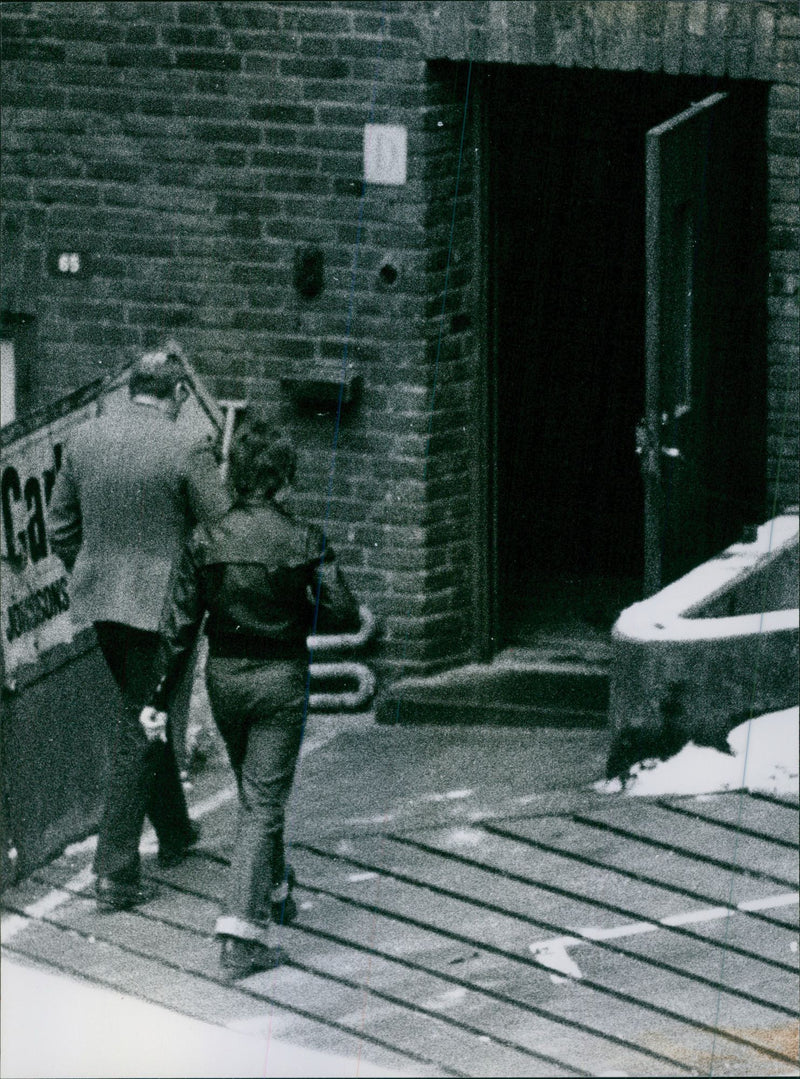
left=93, top=621, right=194, bottom=882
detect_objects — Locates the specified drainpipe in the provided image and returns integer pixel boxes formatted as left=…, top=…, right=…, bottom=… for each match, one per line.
left=307, top=605, right=376, bottom=711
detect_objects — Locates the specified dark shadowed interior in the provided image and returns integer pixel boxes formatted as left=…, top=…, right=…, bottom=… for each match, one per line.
left=486, top=65, right=767, bottom=645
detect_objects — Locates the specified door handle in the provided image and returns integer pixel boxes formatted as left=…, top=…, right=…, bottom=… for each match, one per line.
left=635, top=419, right=651, bottom=455
left=635, top=419, right=659, bottom=476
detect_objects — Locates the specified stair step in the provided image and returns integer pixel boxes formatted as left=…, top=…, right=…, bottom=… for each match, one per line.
left=378, top=657, right=610, bottom=728
left=377, top=696, right=607, bottom=727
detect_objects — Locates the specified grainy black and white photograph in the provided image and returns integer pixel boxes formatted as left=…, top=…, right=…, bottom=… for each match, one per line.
left=0, top=2, right=798, bottom=1076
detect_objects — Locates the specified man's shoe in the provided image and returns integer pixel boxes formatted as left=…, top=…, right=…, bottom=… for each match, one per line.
left=157, top=822, right=201, bottom=868
left=95, top=877, right=157, bottom=912
left=219, top=936, right=283, bottom=980
left=270, top=865, right=297, bottom=925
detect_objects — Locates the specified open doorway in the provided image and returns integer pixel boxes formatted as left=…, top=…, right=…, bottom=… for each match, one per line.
left=484, top=66, right=767, bottom=648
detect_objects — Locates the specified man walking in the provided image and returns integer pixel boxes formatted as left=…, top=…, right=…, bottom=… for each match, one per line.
left=48, top=342, right=230, bottom=910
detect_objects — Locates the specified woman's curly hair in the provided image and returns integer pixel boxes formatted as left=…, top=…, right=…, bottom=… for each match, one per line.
left=228, top=406, right=297, bottom=499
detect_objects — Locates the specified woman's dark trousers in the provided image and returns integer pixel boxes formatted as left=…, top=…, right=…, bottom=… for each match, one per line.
left=206, top=655, right=305, bottom=944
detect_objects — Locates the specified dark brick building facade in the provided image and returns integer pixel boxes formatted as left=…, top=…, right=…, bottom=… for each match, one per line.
left=2, top=1, right=798, bottom=690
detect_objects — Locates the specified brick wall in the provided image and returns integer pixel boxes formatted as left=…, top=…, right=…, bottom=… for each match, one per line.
left=1, top=1, right=453, bottom=682
left=418, top=60, right=482, bottom=666
left=766, top=67, right=800, bottom=512
left=2, top=1, right=798, bottom=684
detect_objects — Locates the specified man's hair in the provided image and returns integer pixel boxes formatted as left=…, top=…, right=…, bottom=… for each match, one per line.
left=129, top=340, right=186, bottom=399
left=229, top=406, right=297, bottom=499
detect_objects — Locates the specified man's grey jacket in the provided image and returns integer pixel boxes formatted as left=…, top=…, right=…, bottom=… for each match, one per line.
left=48, top=399, right=230, bottom=632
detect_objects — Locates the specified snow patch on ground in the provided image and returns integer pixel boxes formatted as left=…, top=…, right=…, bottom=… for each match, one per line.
left=421, top=788, right=474, bottom=802
left=596, top=707, right=799, bottom=798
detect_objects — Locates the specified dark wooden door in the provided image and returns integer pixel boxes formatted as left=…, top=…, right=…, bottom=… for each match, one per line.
left=642, top=92, right=729, bottom=594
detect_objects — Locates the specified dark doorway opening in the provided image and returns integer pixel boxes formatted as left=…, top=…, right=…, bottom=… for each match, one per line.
left=485, top=66, right=767, bottom=648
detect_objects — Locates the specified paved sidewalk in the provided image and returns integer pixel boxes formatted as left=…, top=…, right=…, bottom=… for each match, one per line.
left=2, top=710, right=797, bottom=1078
left=0, top=713, right=610, bottom=1079
left=0, top=711, right=427, bottom=1079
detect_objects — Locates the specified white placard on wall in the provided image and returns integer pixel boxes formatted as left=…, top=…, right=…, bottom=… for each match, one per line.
left=364, top=123, right=407, bottom=185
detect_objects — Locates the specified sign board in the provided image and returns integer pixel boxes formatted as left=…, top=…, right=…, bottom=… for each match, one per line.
left=0, top=358, right=223, bottom=684
left=364, top=123, right=408, bottom=185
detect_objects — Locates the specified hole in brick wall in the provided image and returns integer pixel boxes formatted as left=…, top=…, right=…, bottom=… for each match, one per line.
left=159, top=306, right=194, bottom=328
left=294, top=246, right=324, bottom=300
left=378, top=261, right=398, bottom=288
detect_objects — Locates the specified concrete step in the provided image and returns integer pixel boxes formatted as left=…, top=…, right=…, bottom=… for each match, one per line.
left=378, top=647, right=610, bottom=728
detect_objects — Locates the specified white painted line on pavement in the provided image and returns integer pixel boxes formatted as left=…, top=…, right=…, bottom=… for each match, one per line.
left=531, top=941, right=584, bottom=983
left=581, top=921, right=658, bottom=940
left=529, top=890, right=800, bottom=980
left=738, top=891, right=798, bottom=912
left=660, top=905, right=731, bottom=927
left=1, top=867, right=95, bottom=943
left=64, top=834, right=98, bottom=857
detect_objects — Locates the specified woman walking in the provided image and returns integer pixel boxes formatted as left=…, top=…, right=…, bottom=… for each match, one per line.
left=141, top=408, right=361, bottom=978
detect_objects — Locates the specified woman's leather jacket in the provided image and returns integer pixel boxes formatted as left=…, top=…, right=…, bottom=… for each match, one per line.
left=150, top=497, right=360, bottom=709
